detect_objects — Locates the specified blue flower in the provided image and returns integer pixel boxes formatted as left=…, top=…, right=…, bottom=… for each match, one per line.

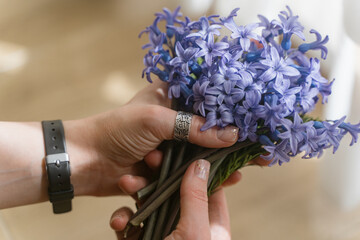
left=260, top=137, right=291, bottom=166
left=142, top=53, right=161, bottom=82
left=318, top=80, right=334, bottom=104
left=272, top=6, right=305, bottom=50
left=288, top=49, right=310, bottom=67
left=319, top=117, right=346, bottom=153
left=195, top=34, right=229, bottom=66
left=156, top=7, right=182, bottom=38
left=142, top=31, right=166, bottom=53
left=224, top=22, right=260, bottom=51
left=201, top=105, right=234, bottom=131
left=233, top=61, right=256, bottom=85
left=302, top=58, right=328, bottom=90
left=298, top=29, right=329, bottom=59
left=234, top=90, right=262, bottom=121
left=260, top=46, right=300, bottom=93
left=297, top=87, right=319, bottom=113
left=206, top=81, right=244, bottom=106
left=299, top=126, right=328, bottom=159
left=238, top=80, right=262, bottom=103
left=139, top=17, right=162, bottom=38
left=169, top=42, right=199, bottom=75
left=219, top=52, right=243, bottom=70
left=186, top=16, right=221, bottom=39
left=279, top=86, right=301, bottom=111
left=339, top=121, right=360, bottom=146
left=141, top=6, right=360, bottom=166
left=257, top=94, right=283, bottom=132
left=220, top=8, right=240, bottom=25
left=167, top=16, right=192, bottom=39
left=210, top=67, right=241, bottom=89
left=278, top=113, right=313, bottom=154
left=220, top=8, right=261, bottom=51
left=192, top=81, right=215, bottom=116
left=258, top=14, right=280, bottom=40
left=168, top=71, right=190, bottom=99
left=238, top=113, right=258, bottom=142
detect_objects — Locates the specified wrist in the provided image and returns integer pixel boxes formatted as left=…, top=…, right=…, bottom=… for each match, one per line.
left=63, top=117, right=101, bottom=196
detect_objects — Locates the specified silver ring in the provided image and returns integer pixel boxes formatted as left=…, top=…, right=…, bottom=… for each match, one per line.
left=174, top=111, right=193, bottom=141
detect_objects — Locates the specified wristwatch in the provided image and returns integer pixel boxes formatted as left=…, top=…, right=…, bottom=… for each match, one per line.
left=42, top=120, right=74, bottom=214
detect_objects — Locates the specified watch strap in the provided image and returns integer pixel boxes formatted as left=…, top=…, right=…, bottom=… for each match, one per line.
left=42, top=120, right=74, bottom=214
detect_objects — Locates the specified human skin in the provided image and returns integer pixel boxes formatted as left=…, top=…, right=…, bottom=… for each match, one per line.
left=110, top=159, right=237, bottom=240
left=0, top=79, right=243, bottom=209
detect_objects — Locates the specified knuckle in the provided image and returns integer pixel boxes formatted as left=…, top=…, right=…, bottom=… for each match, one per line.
left=141, top=105, right=163, bottom=128
left=189, top=188, right=208, bottom=204
left=146, top=105, right=164, bottom=117
left=143, top=105, right=161, bottom=120
left=141, top=105, right=174, bottom=140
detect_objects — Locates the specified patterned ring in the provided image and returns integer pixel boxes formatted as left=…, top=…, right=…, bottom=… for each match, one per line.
left=174, top=111, right=193, bottom=141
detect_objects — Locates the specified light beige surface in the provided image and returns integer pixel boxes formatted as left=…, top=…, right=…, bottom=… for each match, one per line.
left=0, top=1, right=360, bottom=240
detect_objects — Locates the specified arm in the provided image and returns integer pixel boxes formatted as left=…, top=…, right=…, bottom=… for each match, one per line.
left=0, top=80, right=240, bottom=209
left=0, top=119, right=100, bottom=208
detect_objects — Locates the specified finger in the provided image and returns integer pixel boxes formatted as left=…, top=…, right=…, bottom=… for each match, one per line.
left=208, top=188, right=231, bottom=240
left=144, top=149, right=163, bottom=171
left=110, top=207, right=134, bottom=231
left=145, top=106, right=239, bottom=148
left=189, top=115, right=239, bottom=148
left=118, top=175, right=149, bottom=195
left=221, top=171, right=242, bottom=187
left=166, top=159, right=211, bottom=240
left=110, top=207, right=142, bottom=240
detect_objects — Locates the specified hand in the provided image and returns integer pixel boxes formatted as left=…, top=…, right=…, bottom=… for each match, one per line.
left=110, top=159, right=239, bottom=240
left=67, top=80, right=240, bottom=197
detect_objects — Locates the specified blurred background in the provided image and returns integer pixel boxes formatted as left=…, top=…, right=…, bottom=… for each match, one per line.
left=0, top=0, right=359, bottom=239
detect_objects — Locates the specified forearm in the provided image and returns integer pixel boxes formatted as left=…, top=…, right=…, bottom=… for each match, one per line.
left=0, top=119, right=99, bottom=209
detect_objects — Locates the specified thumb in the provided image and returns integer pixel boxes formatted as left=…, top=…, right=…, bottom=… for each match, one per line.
left=165, top=159, right=211, bottom=240
left=146, top=106, right=239, bottom=148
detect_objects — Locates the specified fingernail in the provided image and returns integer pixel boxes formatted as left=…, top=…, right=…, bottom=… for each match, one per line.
left=217, top=126, right=239, bottom=142
left=110, top=216, right=121, bottom=229
left=194, top=159, right=210, bottom=180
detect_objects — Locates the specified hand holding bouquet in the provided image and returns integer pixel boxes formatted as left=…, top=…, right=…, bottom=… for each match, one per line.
left=124, top=6, right=360, bottom=239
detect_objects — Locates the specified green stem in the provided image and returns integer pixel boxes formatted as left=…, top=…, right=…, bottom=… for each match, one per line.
left=163, top=196, right=180, bottom=237
left=137, top=180, right=157, bottom=200
left=208, top=143, right=265, bottom=193
left=125, top=141, right=254, bottom=234
left=135, top=146, right=218, bottom=200
left=142, top=211, right=158, bottom=240
left=157, top=141, right=174, bottom=185
left=142, top=141, right=174, bottom=240
left=152, top=143, right=187, bottom=240
left=208, top=155, right=227, bottom=189
left=152, top=200, right=170, bottom=240
left=170, top=143, right=187, bottom=173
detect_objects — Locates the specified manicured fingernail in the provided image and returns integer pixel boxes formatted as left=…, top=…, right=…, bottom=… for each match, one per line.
left=194, top=159, right=210, bottom=180
left=217, top=126, right=239, bottom=142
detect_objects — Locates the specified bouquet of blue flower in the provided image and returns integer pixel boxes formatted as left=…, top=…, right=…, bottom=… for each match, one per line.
left=125, top=6, right=360, bottom=239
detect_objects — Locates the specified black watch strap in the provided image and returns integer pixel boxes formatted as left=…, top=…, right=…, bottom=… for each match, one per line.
left=42, top=120, right=74, bottom=214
